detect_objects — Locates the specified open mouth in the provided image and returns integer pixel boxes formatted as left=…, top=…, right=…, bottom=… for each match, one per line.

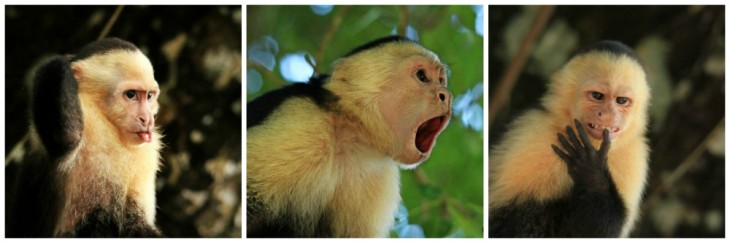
left=415, top=115, right=449, bottom=153
left=586, top=122, right=620, bottom=139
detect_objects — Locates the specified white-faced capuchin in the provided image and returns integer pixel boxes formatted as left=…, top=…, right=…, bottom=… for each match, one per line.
left=247, top=36, right=452, bottom=237
left=7, top=38, right=163, bottom=237
left=489, top=41, right=651, bottom=237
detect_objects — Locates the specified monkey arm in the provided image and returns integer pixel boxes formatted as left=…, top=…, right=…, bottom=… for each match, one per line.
left=551, top=120, right=626, bottom=237
left=31, top=56, right=84, bottom=157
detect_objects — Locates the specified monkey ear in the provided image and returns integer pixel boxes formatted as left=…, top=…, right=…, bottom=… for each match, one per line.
left=71, top=64, right=83, bottom=80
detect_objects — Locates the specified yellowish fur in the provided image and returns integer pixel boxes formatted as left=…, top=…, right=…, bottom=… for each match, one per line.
left=490, top=52, right=650, bottom=237
left=52, top=49, right=162, bottom=235
left=248, top=99, right=401, bottom=237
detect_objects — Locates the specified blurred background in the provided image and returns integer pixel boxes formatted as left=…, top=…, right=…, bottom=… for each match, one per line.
left=488, top=5, right=724, bottom=237
left=247, top=5, right=484, bottom=238
left=4, top=5, right=242, bottom=237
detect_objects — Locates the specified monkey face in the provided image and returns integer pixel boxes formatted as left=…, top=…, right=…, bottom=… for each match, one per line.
left=378, top=55, right=452, bottom=166
left=565, top=55, right=647, bottom=142
left=581, top=88, right=631, bottom=140
left=576, top=83, right=631, bottom=140
left=73, top=50, right=160, bottom=146
left=112, top=80, right=160, bottom=145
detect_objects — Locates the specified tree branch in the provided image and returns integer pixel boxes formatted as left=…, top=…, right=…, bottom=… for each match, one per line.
left=488, top=6, right=554, bottom=128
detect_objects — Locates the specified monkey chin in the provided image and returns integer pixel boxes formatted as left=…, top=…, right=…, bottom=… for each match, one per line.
left=399, top=112, right=451, bottom=168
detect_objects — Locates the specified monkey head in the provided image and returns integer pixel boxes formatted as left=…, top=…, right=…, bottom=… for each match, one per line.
left=72, top=46, right=160, bottom=146
left=328, top=38, right=452, bottom=167
left=544, top=41, right=650, bottom=144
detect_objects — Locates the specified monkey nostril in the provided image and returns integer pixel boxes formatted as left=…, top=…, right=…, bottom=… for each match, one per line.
left=439, top=93, right=446, bottom=102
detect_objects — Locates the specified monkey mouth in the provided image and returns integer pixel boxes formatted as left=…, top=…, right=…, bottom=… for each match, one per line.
left=586, top=122, right=620, bottom=140
left=415, top=114, right=450, bottom=154
left=137, top=131, right=153, bottom=143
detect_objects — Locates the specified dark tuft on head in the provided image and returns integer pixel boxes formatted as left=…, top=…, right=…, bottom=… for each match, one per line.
left=573, top=40, right=640, bottom=62
left=70, top=37, right=139, bottom=62
left=308, top=73, right=330, bottom=87
left=344, top=36, right=416, bottom=57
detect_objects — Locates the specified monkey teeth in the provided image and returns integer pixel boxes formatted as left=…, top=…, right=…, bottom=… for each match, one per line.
left=588, top=123, right=619, bottom=132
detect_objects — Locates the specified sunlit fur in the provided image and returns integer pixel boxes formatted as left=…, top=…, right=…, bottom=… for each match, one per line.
left=247, top=41, right=451, bottom=237
left=41, top=49, right=163, bottom=235
left=489, top=51, right=650, bottom=237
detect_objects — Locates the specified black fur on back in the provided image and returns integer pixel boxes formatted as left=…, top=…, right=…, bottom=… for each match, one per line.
left=247, top=79, right=338, bottom=128
left=31, top=56, right=84, bottom=158
left=70, top=37, right=138, bottom=62
left=247, top=207, right=333, bottom=238
left=308, top=73, right=330, bottom=87
left=65, top=205, right=162, bottom=237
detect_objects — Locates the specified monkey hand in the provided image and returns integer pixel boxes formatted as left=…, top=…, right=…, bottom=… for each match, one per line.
left=551, top=119, right=612, bottom=192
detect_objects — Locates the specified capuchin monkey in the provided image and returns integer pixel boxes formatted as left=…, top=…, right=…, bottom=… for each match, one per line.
left=7, top=38, right=163, bottom=237
left=489, top=41, right=650, bottom=237
left=247, top=36, right=452, bottom=237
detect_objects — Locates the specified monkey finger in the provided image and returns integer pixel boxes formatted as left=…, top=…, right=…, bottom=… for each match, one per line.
left=552, top=144, right=574, bottom=166
left=574, top=119, right=595, bottom=151
left=598, top=129, right=612, bottom=157
left=557, top=133, right=578, bottom=158
left=566, top=125, right=584, bottom=151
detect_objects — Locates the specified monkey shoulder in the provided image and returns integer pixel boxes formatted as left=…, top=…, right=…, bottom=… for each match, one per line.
left=247, top=83, right=338, bottom=174
left=247, top=94, right=336, bottom=158
left=492, top=109, right=553, bottom=156
left=247, top=85, right=339, bottom=227
left=490, top=111, right=573, bottom=206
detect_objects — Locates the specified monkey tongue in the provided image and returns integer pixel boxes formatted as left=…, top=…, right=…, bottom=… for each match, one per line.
left=138, top=132, right=152, bottom=143
left=416, top=116, right=445, bottom=153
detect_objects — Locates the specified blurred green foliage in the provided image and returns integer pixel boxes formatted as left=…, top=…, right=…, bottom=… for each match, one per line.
left=247, top=5, right=483, bottom=238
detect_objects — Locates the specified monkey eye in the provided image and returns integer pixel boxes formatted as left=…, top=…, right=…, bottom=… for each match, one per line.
left=147, top=92, right=153, bottom=100
left=616, top=97, right=629, bottom=105
left=416, top=69, right=428, bottom=82
left=590, top=91, right=604, bottom=100
left=125, top=90, right=137, bottom=100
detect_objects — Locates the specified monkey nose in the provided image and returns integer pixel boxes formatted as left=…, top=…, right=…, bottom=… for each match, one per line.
left=438, top=90, right=451, bottom=103
left=139, top=115, right=153, bottom=127
left=438, top=91, right=453, bottom=108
